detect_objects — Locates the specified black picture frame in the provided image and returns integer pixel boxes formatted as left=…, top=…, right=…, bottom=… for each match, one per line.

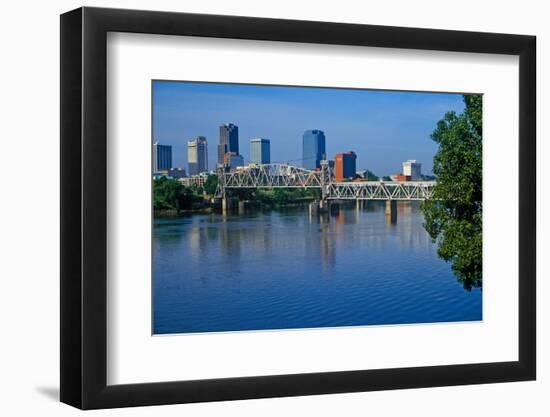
left=60, top=6, right=536, bottom=410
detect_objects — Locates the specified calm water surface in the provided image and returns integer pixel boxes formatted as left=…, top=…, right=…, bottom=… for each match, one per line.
left=153, top=202, right=482, bottom=334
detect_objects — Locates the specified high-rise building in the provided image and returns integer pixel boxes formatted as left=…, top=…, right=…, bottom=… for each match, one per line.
left=218, top=123, right=239, bottom=165
left=223, top=152, right=244, bottom=170
left=250, top=138, right=270, bottom=164
left=402, top=160, right=422, bottom=180
left=187, top=136, right=208, bottom=176
left=334, top=151, right=357, bottom=181
left=302, top=130, right=326, bottom=170
left=153, top=142, right=172, bottom=172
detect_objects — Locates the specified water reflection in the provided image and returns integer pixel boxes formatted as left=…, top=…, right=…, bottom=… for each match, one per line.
left=153, top=202, right=482, bottom=334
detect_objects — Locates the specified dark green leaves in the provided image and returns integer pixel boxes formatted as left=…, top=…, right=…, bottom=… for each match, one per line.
left=153, top=177, right=204, bottom=212
left=421, top=95, right=483, bottom=290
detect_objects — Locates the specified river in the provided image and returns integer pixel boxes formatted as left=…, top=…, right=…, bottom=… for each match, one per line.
left=153, top=201, right=482, bottom=334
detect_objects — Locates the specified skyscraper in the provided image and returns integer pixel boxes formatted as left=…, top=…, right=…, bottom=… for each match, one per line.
left=334, top=151, right=357, bottom=181
left=250, top=138, right=270, bottom=164
left=187, top=136, right=208, bottom=176
left=302, top=130, right=326, bottom=170
left=153, top=142, right=172, bottom=172
left=402, top=160, right=422, bottom=180
left=218, top=123, right=239, bottom=165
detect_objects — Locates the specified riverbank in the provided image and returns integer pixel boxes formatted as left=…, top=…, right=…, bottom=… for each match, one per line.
left=153, top=196, right=326, bottom=218
left=154, top=207, right=214, bottom=217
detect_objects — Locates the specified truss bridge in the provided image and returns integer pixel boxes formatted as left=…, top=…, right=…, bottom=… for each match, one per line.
left=216, top=162, right=436, bottom=201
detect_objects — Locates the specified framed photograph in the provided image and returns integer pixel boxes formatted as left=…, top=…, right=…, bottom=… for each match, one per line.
left=60, top=7, right=536, bottom=409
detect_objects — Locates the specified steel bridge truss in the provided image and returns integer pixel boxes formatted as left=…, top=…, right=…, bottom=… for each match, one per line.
left=216, top=164, right=323, bottom=193
left=326, top=181, right=436, bottom=201
left=216, top=163, right=436, bottom=201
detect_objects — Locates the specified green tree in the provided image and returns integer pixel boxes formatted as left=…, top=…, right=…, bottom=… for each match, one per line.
left=153, top=176, right=182, bottom=210
left=272, top=188, right=294, bottom=204
left=363, top=170, right=379, bottom=181
left=421, top=95, right=482, bottom=290
left=203, top=174, right=219, bottom=195
left=153, top=177, right=205, bottom=212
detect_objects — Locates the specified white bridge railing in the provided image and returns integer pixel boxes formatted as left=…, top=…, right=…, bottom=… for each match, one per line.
left=326, top=181, right=435, bottom=200
left=215, top=163, right=436, bottom=201
left=218, top=164, right=323, bottom=189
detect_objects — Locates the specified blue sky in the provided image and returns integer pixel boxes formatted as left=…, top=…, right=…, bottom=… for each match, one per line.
left=152, top=81, right=466, bottom=176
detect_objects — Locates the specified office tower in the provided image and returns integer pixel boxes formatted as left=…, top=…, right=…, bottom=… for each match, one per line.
left=334, top=151, right=357, bottom=181
left=250, top=138, right=271, bottom=164
left=187, top=136, right=208, bottom=176
left=302, top=130, right=326, bottom=170
left=153, top=142, right=172, bottom=172
left=223, top=152, right=244, bottom=170
left=402, top=160, right=422, bottom=181
left=218, top=123, right=239, bottom=165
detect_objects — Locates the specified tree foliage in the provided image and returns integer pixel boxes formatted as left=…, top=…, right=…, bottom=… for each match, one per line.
left=203, top=174, right=219, bottom=195
left=153, top=177, right=204, bottom=211
left=363, top=170, right=379, bottom=181
left=246, top=188, right=319, bottom=206
left=421, top=95, right=482, bottom=290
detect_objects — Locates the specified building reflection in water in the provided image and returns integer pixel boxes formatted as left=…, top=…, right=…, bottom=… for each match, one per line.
left=155, top=202, right=432, bottom=286
left=153, top=200, right=481, bottom=335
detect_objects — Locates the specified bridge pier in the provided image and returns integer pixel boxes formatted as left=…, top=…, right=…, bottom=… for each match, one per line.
left=385, top=200, right=397, bottom=224
left=309, top=200, right=332, bottom=222
left=238, top=200, right=246, bottom=214
left=222, top=195, right=238, bottom=215
left=222, top=196, right=228, bottom=215
left=311, top=200, right=331, bottom=213
left=308, top=201, right=318, bottom=217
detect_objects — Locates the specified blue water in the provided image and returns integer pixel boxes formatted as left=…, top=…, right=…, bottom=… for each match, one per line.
left=153, top=202, right=482, bottom=334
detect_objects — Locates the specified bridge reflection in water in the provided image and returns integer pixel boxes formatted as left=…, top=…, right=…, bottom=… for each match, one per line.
left=152, top=199, right=482, bottom=335
left=216, top=162, right=436, bottom=223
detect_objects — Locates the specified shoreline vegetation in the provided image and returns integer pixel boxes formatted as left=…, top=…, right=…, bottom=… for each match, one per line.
left=153, top=175, right=323, bottom=217
left=420, top=95, right=482, bottom=290
left=152, top=171, right=437, bottom=218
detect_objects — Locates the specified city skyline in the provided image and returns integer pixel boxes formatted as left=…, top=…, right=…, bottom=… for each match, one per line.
left=152, top=81, right=466, bottom=176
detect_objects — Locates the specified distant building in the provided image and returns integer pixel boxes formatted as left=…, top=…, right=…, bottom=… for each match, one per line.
left=302, top=130, right=326, bottom=170
left=250, top=138, right=271, bottom=164
left=152, top=170, right=169, bottom=179
left=153, top=142, right=172, bottom=172
left=153, top=167, right=186, bottom=179
left=187, top=136, right=208, bottom=176
left=334, top=151, right=357, bottom=181
left=168, top=167, right=187, bottom=179
left=179, top=173, right=208, bottom=188
left=218, top=123, right=239, bottom=165
left=224, top=152, right=244, bottom=170
left=403, top=160, right=422, bottom=180
left=392, top=173, right=411, bottom=182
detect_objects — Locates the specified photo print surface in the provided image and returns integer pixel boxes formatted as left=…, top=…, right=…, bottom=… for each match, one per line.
left=152, top=81, right=483, bottom=335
